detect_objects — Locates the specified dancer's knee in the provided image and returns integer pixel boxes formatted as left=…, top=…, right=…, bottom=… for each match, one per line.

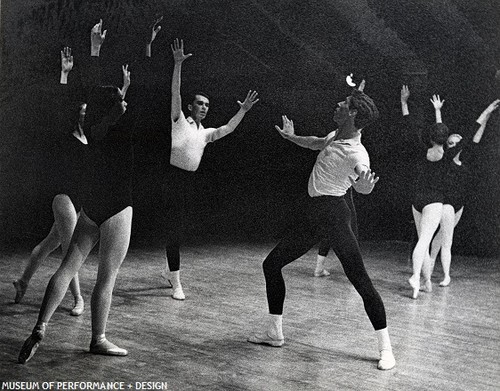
left=263, top=255, right=283, bottom=278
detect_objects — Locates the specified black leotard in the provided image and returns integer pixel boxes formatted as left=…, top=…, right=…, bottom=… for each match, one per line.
left=84, top=120, right=134, bottom=226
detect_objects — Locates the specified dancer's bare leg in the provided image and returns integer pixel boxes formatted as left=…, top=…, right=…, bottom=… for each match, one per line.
left=438, top=206, right=463, bottom=286
left=38, top=211, right=99, bottom=324
left=18, top=211, right=99, bottom=364
left=428, top=226, right=442, bottom=278
left=410, top=203, right=442, bottom=298
left=90, top=207, right=132, bottom=356
left=14, top=224, right=61, bottom=303
left=52, top=195, right=84, bottom=315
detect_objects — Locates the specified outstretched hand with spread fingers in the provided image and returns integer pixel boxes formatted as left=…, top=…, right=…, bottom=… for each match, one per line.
left=430, top=94, right=444, bottom=110
left=401, top=85, right=410, bottom=103
left=349, top=169, right=379, bottom=194
left=238, top=90, right=259, bottom=112
left=61, top=47, right=73, bottom=73
left=171, top=38, right=192, bottom=64
left=275, top=115, right=295, bottom=138
left=60, top=46, right=73, bottom=84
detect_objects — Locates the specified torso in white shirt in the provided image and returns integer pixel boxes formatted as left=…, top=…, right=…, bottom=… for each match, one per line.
left=170, top=112, right=211, bottom=172
left=308, top=131, right=370, bottom=197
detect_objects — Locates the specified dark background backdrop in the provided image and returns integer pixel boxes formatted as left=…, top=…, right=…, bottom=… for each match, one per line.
left=1, top=0, right=499, bottom=256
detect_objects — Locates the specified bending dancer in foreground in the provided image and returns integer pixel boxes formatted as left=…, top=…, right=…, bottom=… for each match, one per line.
left=314, top=81, right=365, bottom=278
left=401, top=86, right=450, bottom=298
left=161, top=38, right=259, bottom=300
left=427, top=98, right=500, bottom=286
left=18, top=20, right=133, bottom=364
left=248, top=88, right=396, bottom=370
left=13, top=47, right=86, bottom=316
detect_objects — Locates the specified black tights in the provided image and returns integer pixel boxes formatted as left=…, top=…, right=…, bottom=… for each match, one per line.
left=263, top=195, right=387, bottom=330
left=318, top=187, right=358, bottom=257
left=162, top=166, right=195, bottom=272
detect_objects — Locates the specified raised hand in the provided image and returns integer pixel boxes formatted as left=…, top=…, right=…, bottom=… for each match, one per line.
left=60, top=46, right=73, bottom=84
left=149, top=16, right=163, bottom=44
left=275, top=115, right=295, bottom=138
left=401, top=85, right=410, bottom=103
left=357, top=79, right=366, bottom=92
left=476, top=98, right=500, bottom=126
left=121, top=64, right=131, bottom=98
left=237, top=90, right=259, bottom=112
left=171, top=38, right=192, bottom=64
left=91, top=19, right=107, bottom=56
left=61, top=47, right=73, bottom=74
left=484, top=99, right=500, bottom=115
left=349, top=169, right=379, bottom=194
left=430, top=94, right=444, bottom=110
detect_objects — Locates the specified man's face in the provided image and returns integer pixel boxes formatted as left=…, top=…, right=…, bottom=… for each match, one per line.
left=189, top=95, right=210, bottom=122
left=333, top=96, right=354, bottom=125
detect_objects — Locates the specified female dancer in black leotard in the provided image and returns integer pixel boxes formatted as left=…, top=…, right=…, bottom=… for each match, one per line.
left=13, top=47, right=86, bottom=316
left=428, top=99, right=500, bottom=287
left=401, top=85, right=451, bottom=299
left=18, top=20, right=137, bottom=363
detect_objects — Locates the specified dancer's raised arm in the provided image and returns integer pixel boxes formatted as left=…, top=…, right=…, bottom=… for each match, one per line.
left=146, top=16, right=162, bottom=58
left=430, top=94, right=444, bottom=123
left=473, top=99, right=500, bottom=143
left=171, top=38, right=192, bottom=122
left=206, top=90, right=259, bottom=142
left=60, top=46, right=73, bottom=85
left=90, top=19, right=107, bottom=57
left=120, top=64, right=131, bottom=99
left=274, top=115, right=326, bottom=150
left=401, top=85, right=410, bottom=116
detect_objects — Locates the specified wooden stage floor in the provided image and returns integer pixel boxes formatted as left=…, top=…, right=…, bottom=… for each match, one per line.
left=1, top=239, right=499, bottom=390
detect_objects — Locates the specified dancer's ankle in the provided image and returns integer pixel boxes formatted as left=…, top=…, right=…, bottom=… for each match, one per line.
left=439, top=275, right=451, bottom=287
left=269, top=314, right=284, bottom=340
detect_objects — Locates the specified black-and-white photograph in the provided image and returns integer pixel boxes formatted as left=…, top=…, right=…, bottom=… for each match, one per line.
left=1, top=1, right=499, bottom=390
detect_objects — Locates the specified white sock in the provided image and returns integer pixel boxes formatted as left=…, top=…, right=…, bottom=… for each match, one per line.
left=269, top=314, right=284, bottom=340
left=170, top=270, right=182, bottom=290
left=315, top=255, right=326, bottom=272
left=376, top=327, right=392, bottom=352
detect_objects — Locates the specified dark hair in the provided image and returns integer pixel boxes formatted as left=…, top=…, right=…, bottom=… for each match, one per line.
left=66, top=101, right=86, bottom=133
left=426, top=122, right=449, bottom=146
left=83, top=85, right=122, bottom=136
left=348, top=89, right=380, bottom=129
left=189, top=92, right=210, bottom=104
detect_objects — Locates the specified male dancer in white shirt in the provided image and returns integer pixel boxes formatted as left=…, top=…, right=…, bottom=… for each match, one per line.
left=248, top=88, right=396, bottom=370
left=163, top=39, right=259, bottom=300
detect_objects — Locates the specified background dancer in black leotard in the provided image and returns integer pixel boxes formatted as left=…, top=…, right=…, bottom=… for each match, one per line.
left=428, top=98, right=500, bottom=287
left=18, top=19, right=137, bottom=364
left=13, top=47, right=87, bottom=316
left=401, top=86, right=452, bottom=299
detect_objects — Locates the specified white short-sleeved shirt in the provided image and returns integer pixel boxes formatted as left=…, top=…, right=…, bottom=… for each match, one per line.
left=308, top=131, right=370, bottom=197
left=170, top=112, right=227, bottom=172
